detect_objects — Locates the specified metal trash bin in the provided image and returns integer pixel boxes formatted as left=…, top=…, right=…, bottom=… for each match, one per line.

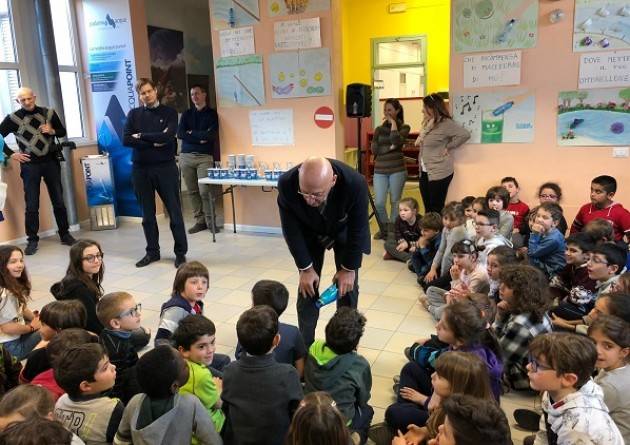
left=80, top=154, right=117, bottom=230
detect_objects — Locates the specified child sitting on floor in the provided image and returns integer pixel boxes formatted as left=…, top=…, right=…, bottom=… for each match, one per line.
left=115, top=345, right=222, bottom=445
left=383, top=197, right=422, bottom=262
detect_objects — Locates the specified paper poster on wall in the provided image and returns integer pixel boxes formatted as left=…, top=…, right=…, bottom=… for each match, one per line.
left=220, top=27, right=255, bottom=57
left=557, top=88, right=630, bottom=146
left=463, top=51, right=521, bottom=88
left=579, top=51, right=630, bottom=89
left=269, top=48, right=331, bottom=99
left=274, top=18, right=321, bottom=51
left=148, top=26, right=188, bottom=112
left=216, top=55, right=265, bottom=107
left=268, top=0, right=329, bottom=17
left=453, top=90, right=535, bottom=143
left=211, top=0, right=260, bottom=30
left=573, top=0, right=630, bottom=52
left=453, top=0, right=538, bottom=53
left=250, top=109, right=294, bottom=146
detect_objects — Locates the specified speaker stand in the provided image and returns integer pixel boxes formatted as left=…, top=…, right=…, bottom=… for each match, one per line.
left=354, top=116, right=386, bottom=237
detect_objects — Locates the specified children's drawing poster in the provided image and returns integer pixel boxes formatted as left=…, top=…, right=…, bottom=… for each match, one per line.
left=211, top=0, right=260, bottom=30
left=453, top=0, right=538, bottom=53
left=216, top=55, right=265, bottom=107
left=452, top=90, right=535, bottom=143
left=269, top=48, right=331, bottom=99
left=573, top=0, right=630, bottom=52
left=557, top=88, right=630, bottom=146
left=268, top=0, right=329, bottom=17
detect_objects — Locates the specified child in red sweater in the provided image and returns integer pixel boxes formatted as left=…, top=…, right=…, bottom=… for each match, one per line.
left=501, top=176, right=529, bottom=232
left=571, top=175, right=630, bottom=241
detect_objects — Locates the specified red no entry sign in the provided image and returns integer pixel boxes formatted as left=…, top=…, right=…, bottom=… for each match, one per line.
left=314, top=106, right=334, bottom=129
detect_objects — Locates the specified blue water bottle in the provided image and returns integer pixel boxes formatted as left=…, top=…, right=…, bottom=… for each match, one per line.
left=315, top=283, right=338, bottom=309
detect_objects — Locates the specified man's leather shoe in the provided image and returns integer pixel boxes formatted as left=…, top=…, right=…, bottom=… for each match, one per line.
left=25, top=242, right=38, bottom=255
left=188, top=223, right=208, bottom=234
left=60, top=233, right=77, bottom=246
left=175, top=255, right=187, bottom=268
left=135, top=254, right=160, bottom=268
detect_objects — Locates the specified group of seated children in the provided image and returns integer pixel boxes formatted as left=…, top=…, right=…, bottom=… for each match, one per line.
left=0, top=174, right=629, bottom=445
left=371, top=173, right=630, bottom=445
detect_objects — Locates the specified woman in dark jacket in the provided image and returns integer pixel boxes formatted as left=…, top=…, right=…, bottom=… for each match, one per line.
left=51, top=239, right=150, bottom=350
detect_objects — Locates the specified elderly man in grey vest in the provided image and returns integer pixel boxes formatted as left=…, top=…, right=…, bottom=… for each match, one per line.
left=1, top=87, right=76, bottom=254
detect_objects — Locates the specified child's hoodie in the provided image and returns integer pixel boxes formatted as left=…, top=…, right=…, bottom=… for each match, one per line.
left=534, top=379, right=624, bottom=445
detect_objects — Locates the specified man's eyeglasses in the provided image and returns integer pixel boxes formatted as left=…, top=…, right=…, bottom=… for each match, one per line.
left=528, top=354, right=553, bottom=372
left=117, top=303, right=142, bottom=318
left=587, top=255, right=608, bottom=265
left=539, top=194, right=557, bottom=200
left=82, top=253, right=104, bottom=263
left=473, top=221, right=493, bottom=227
left=297, top=189, right=327, bottom=200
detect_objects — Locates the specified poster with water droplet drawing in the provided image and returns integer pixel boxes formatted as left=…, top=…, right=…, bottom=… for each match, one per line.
left=453, top=0, right=538, bottom=53
left=557, top=88, right=630, bottom=146
left=211, top=0, right=260, bottom=30
left=573, top=0, right=630, bottom=52
left=269, top=48, right=331, bottom=99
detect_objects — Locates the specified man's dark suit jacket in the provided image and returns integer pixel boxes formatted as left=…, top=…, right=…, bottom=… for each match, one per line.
left=277, top=159, right=371, bottom=271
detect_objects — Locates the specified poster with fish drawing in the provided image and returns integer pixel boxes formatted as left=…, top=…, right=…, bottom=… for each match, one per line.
left=211, top=0, right=260, bottom=30
left=215, top=55, right=265, bottom=107
left=269, top=48, right=331, bottom=99
left=268, top=0, right=330, bottom=17
left=573, top=0, right=630, bottom=52
left=453, top=0, right=538, bottom=53
left=557, top=88, right=630, bottom=146
left=453, top=90, right=535, bottom=143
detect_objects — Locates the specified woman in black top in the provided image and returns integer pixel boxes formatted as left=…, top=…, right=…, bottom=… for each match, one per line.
left=50, top=239, right=150, bottom=350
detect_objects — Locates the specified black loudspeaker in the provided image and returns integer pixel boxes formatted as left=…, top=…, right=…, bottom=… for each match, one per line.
left=346, top=83, right=372, bottom=118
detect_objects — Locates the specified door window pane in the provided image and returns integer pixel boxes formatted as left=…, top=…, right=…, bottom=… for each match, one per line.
left=59, top=71, right=83, bottom=138
left=0, top=0, right=16, bottom=63
left=50, top=0, right=76, bottom=66
left=376, top=40, right=422, bottom=65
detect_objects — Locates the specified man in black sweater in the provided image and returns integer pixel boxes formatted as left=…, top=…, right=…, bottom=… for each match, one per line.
left=0, top=87, right=76, bottom=255
left=123, top=78, right=187, bottom=268
left=177, top=84, right=223, bottom=234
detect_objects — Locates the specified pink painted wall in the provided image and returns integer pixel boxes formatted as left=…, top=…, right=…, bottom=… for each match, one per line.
left=448, top=0, right=630, bottom=221
left=208, top=0, right=345, bottom=228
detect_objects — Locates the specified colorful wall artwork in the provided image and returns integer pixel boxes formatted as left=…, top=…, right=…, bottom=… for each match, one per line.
left=573, top=0, right=630, bottom=52
left=269, top=48, right=331, bottom=99
left=557, top=88, right=630, bottom=146
left=453, top=90, right=535, bottom=143
left=453, top=0, right=538, bottom=53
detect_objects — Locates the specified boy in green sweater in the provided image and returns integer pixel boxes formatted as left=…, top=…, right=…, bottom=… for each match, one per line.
left=174, top=315, right=225, bottom=434
left=304, top=307, right=373, bottom=444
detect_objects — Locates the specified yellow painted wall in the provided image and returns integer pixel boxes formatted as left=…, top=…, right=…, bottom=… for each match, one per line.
left=342, top=0, right=451, bottom=95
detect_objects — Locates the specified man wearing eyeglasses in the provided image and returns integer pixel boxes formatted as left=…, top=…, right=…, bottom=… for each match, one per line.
left=0, top=87, right=76, bottom=255
left=277, top=157, right=371, bottom=346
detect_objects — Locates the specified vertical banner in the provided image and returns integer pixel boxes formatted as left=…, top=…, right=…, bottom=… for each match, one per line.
left=83, top=0, right=140, bottom=216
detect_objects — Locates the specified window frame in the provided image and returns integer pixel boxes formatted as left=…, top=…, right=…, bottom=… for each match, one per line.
left=54, top=0, right=90, bottom=140
left=2, top=0, right=92, bottom=145
left=370, top=35, right=428, bottom=129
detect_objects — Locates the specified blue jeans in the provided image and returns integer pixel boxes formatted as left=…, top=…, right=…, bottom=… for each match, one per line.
left=373, top=171, right=407, bottom=224
left=3, top=331, right=41, bottom=361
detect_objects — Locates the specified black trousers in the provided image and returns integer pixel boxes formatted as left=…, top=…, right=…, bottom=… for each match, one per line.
left=20, top=159, right=70, bottom=243
left=132, top=162, right=187, bottom=256
left=419, top=171, right=453, bottom=214
left=296, top=242, right=359, bottom=347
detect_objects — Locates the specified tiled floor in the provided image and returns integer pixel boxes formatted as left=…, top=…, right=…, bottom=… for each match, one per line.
left=23, top=215, right=536, bottom=444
